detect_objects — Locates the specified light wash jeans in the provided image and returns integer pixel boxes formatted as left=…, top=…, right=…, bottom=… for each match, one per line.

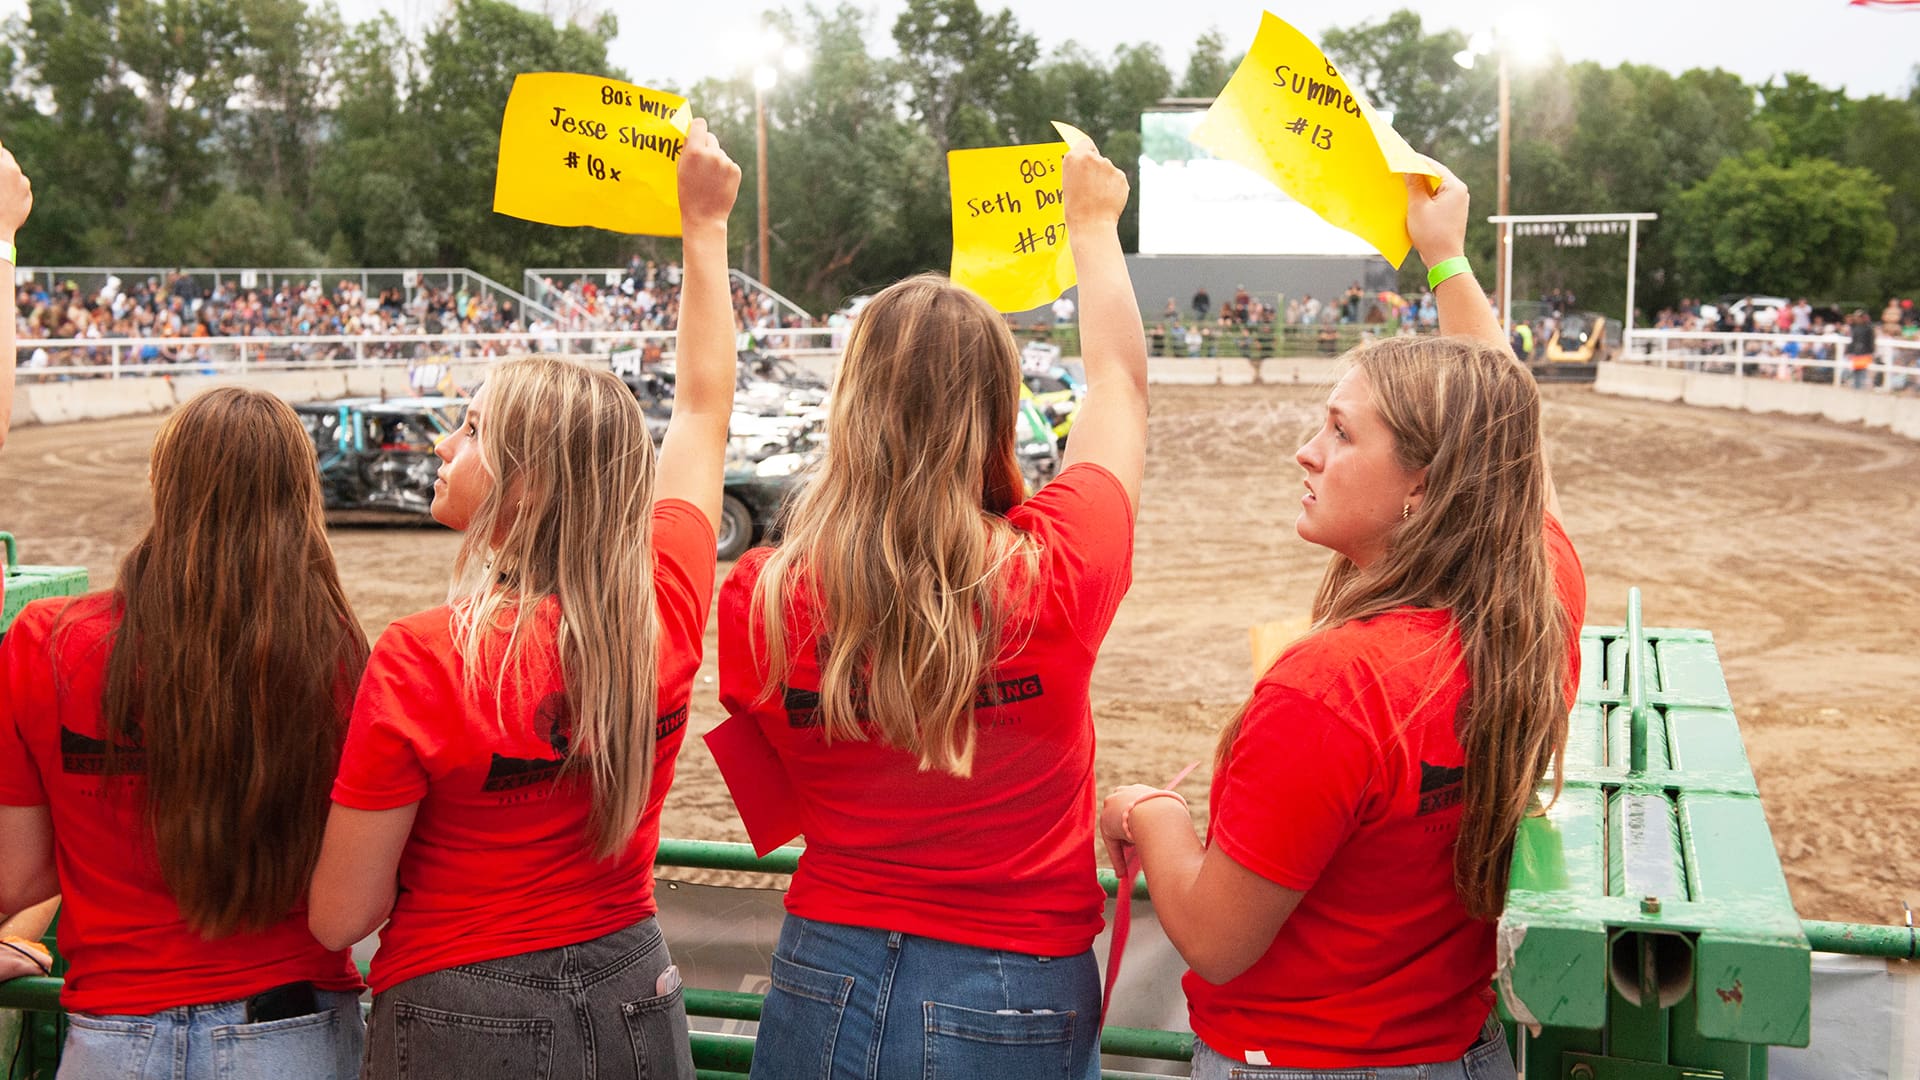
left=749, top=914, right=1101, bottom=1080
left=1189, top=1014, right=1515, bottom=1080
left=362, top=916, right=692, bottom=1080
left=57, top=989, right=365, bottom=1080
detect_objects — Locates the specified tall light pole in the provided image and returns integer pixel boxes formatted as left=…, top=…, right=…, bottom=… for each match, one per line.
left=748, top=36, right=807, bottom=289
left=752, top=66, right=775, bottom=287
left=1456, top=29, right=1520, bottom=326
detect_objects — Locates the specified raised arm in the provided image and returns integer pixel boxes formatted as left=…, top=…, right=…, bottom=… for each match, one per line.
left=1406, top=163, right=1503, bottom=351
left=0, top=141, right=33, bottom=452
left=1057, top=146, right=1147, bottom=512
left=654, top=118, right=742, bottom=531
left=1405, top=161, right=1561, bottom=519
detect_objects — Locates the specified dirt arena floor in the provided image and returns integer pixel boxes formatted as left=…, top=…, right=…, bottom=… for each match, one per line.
left=3, top=384, right=1916, bottom=925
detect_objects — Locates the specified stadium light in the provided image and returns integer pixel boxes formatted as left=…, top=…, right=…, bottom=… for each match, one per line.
left=745, top=29, right=807, bottom=289
left=1453, top=13, right=1556, bottom=325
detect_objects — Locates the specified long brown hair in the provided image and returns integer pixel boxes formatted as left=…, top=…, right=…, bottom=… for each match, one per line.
left=755, top=274, right=1037, bottom=775
left=446, top=356, right=661, bottom=860
left=97, top=387, right=368, bottom=937
left=1221, top=336, right=1571, bottom=919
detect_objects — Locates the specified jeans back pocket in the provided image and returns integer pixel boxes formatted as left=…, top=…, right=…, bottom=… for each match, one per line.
left=392, top=1002, right=554, bottom=1080
left=748, top=953, right=854, bottom=1080
left=61, top=1013, right=157, bottom=1080
left=209, top=1009, right=341, bottom=1080
left=622, top=984, right=695, bottom=1080
left=922, top=1002, right=1075, bottom=1080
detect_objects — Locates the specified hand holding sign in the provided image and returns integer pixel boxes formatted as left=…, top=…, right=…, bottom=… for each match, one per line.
left=493, top=72, right=691, bottom=236
left=1404, top=160, right=1470, bottom=266
left=1193, top=12, right=1439, bottom=267
left=1061, top=136, right=1129, bottom=236
left=677, top=118, right=741, bottom=234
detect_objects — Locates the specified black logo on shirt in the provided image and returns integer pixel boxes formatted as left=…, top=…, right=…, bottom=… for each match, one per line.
left=1417, top=760, right=1464, bottom=816
left=975, top=674, right=1043, bottom=709
left=60, top=726, right=146, bottom=775
left=482, top=691, right=571, bottom=791
left=482, top=695, right=690, bottom=791
left=782, top=674, right=1045, bottom=729
left=656, top=704, right=687, bottom=741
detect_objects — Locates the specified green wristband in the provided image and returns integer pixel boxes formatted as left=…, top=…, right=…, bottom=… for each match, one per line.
left=1427, top=256, right=1471, bottom=290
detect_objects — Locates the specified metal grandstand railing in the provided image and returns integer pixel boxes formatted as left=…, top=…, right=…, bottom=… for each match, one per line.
left=9, top=327, right=841, bottom=379
left=14, top=266, right=562, bottom=328
left=524, top=267, right=813, bottom=327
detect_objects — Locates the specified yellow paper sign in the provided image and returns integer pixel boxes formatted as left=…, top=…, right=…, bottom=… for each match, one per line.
left=948, top=124, right=1092, bottom=313
left=1192, top=12, right=1440, bottom=267
left=493, top=72, right=692, bottom=236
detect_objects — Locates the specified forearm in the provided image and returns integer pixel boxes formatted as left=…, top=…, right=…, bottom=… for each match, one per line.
left=2, top=284, right=16, bottom=449
left=1126, top=798, right=1222, bottom=974
left=1070, top=227, right=1147, bottom=401
left=673, top=222, right=736, bottom=420
left=0, top=896, right=58, bottom=941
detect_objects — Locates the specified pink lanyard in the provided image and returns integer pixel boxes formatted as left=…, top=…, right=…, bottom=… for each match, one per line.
left=1102, top=760, right=1201, bottom=1021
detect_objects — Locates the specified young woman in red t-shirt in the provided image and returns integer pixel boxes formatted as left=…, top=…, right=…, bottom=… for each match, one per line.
left=715, top=145, right=1145, bottom=1079
left=0, top=387, right=370, bottom=1079
left=305, top=120, right=741, bottom=1080
left=1101, top=163, right=1585, bottom=1079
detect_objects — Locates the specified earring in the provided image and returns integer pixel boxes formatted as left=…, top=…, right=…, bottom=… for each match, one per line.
left=1401, top=504, right=1412, bottom=521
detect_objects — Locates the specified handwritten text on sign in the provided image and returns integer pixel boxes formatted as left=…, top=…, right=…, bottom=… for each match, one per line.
left=1192, top=12, right=1438, bottom=267
left=493, top=72, right=691, bottom=237
left=949, top=141, right=1074, bottom=313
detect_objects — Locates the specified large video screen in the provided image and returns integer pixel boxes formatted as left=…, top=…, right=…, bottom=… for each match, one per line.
left=1137, top=110, right=1375, bottom=257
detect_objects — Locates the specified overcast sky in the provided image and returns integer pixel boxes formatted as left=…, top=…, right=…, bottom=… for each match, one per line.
left=352, top=0, right=1920, bottom=100
left=0, top=0, right=1912, bottom=100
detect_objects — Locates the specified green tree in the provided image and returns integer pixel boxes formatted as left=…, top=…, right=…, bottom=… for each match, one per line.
left=732, top=4, right=946, bottom=307
left=1840, top=93, right=1920, bottom=298
left=408, top=0, right=627, bottom=281
left=1175, top=29, right=1239, bottom=99
left=1321, top=10, right=1492, bottom=157
left=891, top=0, right=1039, bottom=155
left=1667, top=152, right=1893, bottom=299
left=1758, top=73, right=1854, bottom=164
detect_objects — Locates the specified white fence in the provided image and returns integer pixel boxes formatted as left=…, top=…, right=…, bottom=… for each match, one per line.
left=1621, top=328, right=1920, bottom=390
left=12, top=326, right=842, bottom=381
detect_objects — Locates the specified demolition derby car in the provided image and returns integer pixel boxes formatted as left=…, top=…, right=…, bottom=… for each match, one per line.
left=295, top=391, right=801, bottom=560
left=295, top=397, right=461, bottom=517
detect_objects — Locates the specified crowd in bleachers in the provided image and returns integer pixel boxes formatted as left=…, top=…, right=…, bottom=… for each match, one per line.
left=12, top=259, right=826, bottom=371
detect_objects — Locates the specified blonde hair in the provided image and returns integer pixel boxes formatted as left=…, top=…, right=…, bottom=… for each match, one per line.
left=754, top=274, right=1037, bottom=775
left=447, top=356, right=661, bottom=859
left=1221, top=335, right=1571, bottom=920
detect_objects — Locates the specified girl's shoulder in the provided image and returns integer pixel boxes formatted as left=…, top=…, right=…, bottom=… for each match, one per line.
left=1261, top=607, right=1456, bottom=702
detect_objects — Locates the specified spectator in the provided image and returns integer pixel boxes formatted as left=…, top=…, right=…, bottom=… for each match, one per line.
left=1192, top=287, right=1211, bottom=320
left=1848, top=310, right=1876, bottom=390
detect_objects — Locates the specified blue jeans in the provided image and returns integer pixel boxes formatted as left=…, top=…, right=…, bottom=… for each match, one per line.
left=1188, top=1014, right=1514, bottom=1080
left=57, top=989, right=365, bottom=1080
left=749, top=914, right=1100, bottom=1080
left=362, top=916, right=692, bottom=1080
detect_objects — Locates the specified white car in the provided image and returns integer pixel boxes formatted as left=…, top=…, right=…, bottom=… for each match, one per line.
left=1699, top=295, right=1789, bottom=328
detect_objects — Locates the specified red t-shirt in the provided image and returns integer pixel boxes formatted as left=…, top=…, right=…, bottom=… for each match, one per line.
left=0, top=594, right=363, bottom=1014
left=1186, top=515, right=1585, bottom=1066
left=717, top=463, right=1134, bottom=956
left=332, top=499, right=714, bottom=993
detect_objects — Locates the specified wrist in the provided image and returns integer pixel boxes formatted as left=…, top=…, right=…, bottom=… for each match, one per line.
left=1419, top=247, right=1465, bottom=268
left=680, top=219, right=727, bottom=245
left=1121, top=788, right=1189, bottom=843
